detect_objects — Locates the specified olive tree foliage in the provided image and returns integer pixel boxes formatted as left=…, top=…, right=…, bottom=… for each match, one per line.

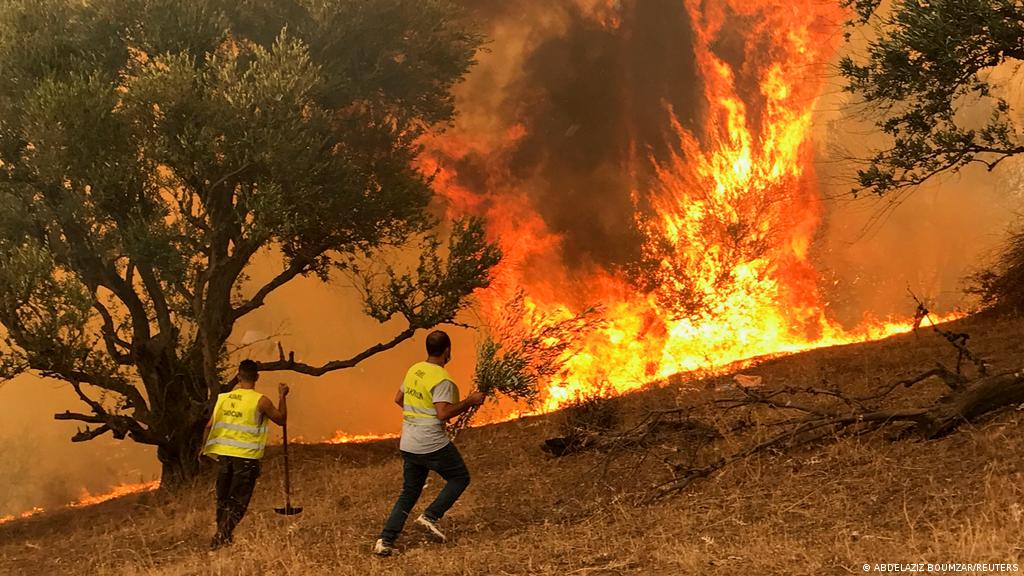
left=840, top=0, right=1024, bottom=197
left=840, top=0, right=1024, bottom=312
left=0, top=0, right=499, bottom=484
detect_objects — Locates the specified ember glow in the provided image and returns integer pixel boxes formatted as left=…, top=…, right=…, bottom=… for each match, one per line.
left=0, top=507, right=44, bottom=525
left=419, top=0, right=955, bottom=413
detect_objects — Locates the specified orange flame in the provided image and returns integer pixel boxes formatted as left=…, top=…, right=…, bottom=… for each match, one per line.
left=0, top=480, right=158, bottom=525
left=0, top=507, right=44, bottom=525
left=413, top=1, right=959, bottom=415
left=327, top=431, right=399, bottom=444
left=70, top=480, right=160, bottom=508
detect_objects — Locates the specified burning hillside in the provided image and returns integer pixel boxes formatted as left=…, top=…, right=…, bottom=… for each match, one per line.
left=419, top=0, right=944, bottom=412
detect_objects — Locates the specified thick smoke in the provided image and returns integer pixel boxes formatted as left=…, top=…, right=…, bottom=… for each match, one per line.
left=447, top=0, right=702, bottom=273
left=448, top=0, right=1022, bottom=322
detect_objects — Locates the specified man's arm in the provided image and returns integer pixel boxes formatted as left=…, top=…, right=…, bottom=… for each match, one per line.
left=434, top=390, right=486, bottom=422
left=258, top=383, right=289, bottom=426
left=394, top=387, right=403, bottom=408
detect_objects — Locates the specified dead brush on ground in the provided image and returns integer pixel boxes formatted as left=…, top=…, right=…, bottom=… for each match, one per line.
left=543, top=302, right=1024, bottom=503
left=560, top=383, right=621, bottom=435
left=539, top=382, right=621, bottom=457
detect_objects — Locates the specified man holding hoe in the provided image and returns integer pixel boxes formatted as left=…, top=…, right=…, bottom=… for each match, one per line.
left=374, top=330, right=486, bottom=556
left=201, top=359, right=289, bottom=550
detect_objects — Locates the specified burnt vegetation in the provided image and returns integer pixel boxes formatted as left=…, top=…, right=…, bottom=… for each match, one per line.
left=541, top=382, right=622, bottom=457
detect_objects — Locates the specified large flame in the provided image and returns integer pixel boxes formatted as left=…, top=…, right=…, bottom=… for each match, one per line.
left=420, top=0, right=951, bottom=413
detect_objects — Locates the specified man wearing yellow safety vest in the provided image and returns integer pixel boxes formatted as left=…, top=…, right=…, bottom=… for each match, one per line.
left=201, top=359, right=288, bottom=550
left=374, top=330, right=485, bottom=556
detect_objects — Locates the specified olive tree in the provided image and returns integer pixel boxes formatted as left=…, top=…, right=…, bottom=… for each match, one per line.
left=0, top=0, right=499, bottom=485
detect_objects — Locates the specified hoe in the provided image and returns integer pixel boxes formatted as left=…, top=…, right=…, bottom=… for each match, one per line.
left=274, top=421, right=303, bottom=516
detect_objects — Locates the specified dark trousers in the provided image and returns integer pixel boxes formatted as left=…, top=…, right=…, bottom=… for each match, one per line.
left=380, top=443, right=471, bottom=544
left=214, top=456, right=260, bottom=544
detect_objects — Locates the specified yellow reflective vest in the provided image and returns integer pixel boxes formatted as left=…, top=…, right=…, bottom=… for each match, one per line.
left=402, top=362, right=453, bottom=426
left=203, top=388, right=268, bottom=460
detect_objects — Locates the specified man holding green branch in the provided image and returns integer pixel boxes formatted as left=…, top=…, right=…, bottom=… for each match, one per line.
left=374, top=330, right=485, bottom=557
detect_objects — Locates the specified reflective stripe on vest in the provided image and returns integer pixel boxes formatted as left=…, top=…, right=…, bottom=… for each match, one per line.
left=205, top=437, right=265, bottom=451
left=401, top=361, right=451, bottom=424
left=212, top=421, right=266, bottom=435
left=203, top=388, right=268, bottom=460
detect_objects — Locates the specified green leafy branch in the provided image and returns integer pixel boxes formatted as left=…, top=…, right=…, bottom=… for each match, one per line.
left=449, top=290, right=603, bottom=437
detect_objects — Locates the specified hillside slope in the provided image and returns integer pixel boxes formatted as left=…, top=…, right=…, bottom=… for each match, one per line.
left=2, top=315, right=1024, bottom=576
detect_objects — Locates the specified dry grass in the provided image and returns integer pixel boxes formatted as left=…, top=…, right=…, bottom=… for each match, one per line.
left=3, top=315, right=1024, bottom=575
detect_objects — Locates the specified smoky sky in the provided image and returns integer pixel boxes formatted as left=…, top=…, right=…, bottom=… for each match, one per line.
left=454, top=0, right=703, bottom=272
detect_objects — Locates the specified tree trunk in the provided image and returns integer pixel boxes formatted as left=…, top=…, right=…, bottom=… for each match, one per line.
left=157, top=418, right=208, bottom=488
left=923, top=370, right=1024, bottom=438
left=148, top=355, right=214, bottom=488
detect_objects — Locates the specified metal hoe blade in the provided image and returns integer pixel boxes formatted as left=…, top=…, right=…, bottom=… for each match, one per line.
left=274, top=505, right=303, bottom=516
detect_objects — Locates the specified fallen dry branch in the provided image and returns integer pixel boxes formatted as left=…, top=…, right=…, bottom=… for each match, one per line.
left=542, top=406, right=722, bottom=479
left=541, top=362, right=1024, bottom=502
left=646, top=367, right=1024, bottom=500
left=539, top=305, right=1020, bottom=500
left=910, top=292, right=988, bottom=376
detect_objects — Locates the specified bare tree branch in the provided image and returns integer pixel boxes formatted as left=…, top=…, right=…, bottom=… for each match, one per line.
left=92, top=301, right=132, bottom=364
left=896, top=363, right=967, bottom=391
left=254, top=326, right=418, bottom=377
left=231, top=257, right=313, bottom=321
left=54, top=411, right=107, bottom=424
left=53, top=410, right=156, bottom=444
left=206, top=162, right=252, bottom=197
left=137, top=263, right=174, bottom=346
left=69, top=380, right=106, bottom=418
left=69, top=424, right=112, bottom=442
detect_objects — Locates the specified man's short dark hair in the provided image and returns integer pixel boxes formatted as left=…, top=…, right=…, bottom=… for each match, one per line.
left=425, top=330, right=451, bottom=357
left=238, top=359, right=259, bottom=381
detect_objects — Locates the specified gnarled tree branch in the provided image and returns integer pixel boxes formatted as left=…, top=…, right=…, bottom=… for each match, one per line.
left=231, top=257, right=313, bottom=321
left=92, top=301, right=132, bottom=364
left=254, top=326, right=419, bottom=377
left=137, top=262, right=174, bottom=348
